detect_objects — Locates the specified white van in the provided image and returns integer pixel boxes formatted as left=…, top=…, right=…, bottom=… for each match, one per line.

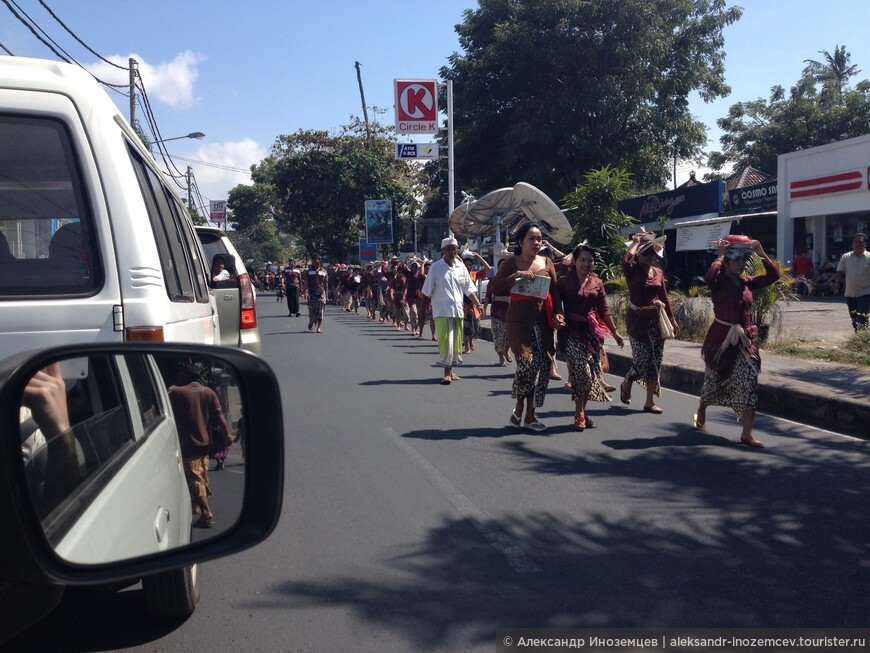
left=0, top=57, right=219, bottom=359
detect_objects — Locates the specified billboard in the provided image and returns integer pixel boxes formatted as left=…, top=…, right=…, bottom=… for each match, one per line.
left=365, top=199, right=393, bottom=245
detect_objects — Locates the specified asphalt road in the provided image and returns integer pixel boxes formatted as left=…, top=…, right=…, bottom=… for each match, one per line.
left=6, top=297, right=868, bottom=652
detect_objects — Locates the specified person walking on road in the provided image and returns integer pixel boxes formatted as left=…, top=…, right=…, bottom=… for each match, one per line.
left=489, top=224, right=565, bottom=432
left=833, top=233, right=870, bottom=331
left=421, top=237, right=481, bottom=385
left=557, top=244, right=625, bottom=431
left=693, top=237, right=779, bottom=449
left=169, top=362, right=231, bottom=528
left=619, top=232, right=679, bottom=414
left=306, top=253, right=328, bottom=333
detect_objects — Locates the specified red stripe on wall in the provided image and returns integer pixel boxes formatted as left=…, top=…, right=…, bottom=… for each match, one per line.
left=790, top=170, right=862, bottom=190
left=790, top=180, right=863, bottom=199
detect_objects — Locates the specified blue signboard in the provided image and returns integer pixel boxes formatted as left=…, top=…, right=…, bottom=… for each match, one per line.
left=358, top=238, right=377, bottom=262
left=618, top=180, right=724, bottom=223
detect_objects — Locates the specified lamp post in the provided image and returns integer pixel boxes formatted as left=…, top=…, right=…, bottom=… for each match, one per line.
left=152, top=131, right=205, bottom=145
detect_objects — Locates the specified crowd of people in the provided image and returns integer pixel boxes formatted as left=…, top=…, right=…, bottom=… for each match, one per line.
left=281, top=227, right=787, bottom=449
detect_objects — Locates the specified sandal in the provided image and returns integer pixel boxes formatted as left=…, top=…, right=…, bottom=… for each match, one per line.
left=525, top=420, right=547, bottom=432
left=573, top=415, right=586, bottom=431
left=440, top=377, right=451, bottom=385
left=508, top=411, right=522, bottom=428
left=550, top=372, right=562, bottom=381
left=449, top=373, right=460, bottom=381
left=739, top=436, right=765, bottom=449
left=643, top=404, right=663, bottom=414
left=619, top=381, right=631, bottom=405
left=193, top=515, right=215, bottom=529
left=692, top=413, right=707, bottom=432
left=585, top=416, right=594, bottom=428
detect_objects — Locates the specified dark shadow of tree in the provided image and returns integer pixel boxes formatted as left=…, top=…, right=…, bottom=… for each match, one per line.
left=258, top=436, right=868, bottom=650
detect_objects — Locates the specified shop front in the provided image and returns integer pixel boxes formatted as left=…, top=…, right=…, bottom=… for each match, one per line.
left=617, top=180, right=776, bottom=289
left=777, top=134, right=870, bottom=269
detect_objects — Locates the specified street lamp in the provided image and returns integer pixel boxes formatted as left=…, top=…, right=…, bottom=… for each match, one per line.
left=152, top=131, right=205, bottom=144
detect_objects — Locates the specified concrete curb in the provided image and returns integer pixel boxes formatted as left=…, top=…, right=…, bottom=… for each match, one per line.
left=478, top=324, right=870, bottom=439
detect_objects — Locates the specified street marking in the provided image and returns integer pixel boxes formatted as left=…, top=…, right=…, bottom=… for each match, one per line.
left=385, top=428, right=541, bottom=574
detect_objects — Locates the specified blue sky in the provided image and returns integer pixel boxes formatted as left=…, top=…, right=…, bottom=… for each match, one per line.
left=2, top=1, right=869, bottom=206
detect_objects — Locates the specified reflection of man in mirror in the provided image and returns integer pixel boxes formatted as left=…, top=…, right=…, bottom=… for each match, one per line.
left=169, top=362, right=230, bottom=529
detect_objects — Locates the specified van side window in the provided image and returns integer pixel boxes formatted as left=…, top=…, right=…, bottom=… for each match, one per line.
left=0, top=115, right=100, bottom=298
left=128, top=146, right=205, bottom=302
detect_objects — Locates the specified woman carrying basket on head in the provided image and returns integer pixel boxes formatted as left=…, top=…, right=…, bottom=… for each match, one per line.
left=619, top=232, right=680, bottom=414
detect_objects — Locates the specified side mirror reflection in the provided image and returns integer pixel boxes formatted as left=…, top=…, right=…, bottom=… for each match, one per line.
left=20, top=352, right=245, bottom=564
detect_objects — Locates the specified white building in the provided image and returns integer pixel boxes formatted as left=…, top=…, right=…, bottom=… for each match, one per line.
left=778, top=134, right=870, bottom=266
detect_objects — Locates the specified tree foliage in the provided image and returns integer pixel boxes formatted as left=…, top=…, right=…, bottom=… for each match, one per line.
left=441, top=0, right=742, bottom=201
left=227, top=119, right=427, bottom=262
left=561, top=166, right=637, bottom=277
left=708, top=45, right=870, bottom=175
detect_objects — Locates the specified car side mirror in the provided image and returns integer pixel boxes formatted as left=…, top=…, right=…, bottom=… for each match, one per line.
left=0, top=343, right=283, bottom=583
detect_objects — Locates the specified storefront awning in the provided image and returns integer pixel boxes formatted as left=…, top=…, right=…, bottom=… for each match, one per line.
left=676, top=210, right=776, bottom=228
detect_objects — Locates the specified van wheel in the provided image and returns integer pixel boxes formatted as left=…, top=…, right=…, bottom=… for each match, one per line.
left=142, top=563, right=200, bottom=618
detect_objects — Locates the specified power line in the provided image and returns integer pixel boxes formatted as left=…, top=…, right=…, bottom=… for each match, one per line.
left=0, top=40, right=13, bottom=55
left=37, top=0, right=126, bottom=69
left=172, top=155, right=251, bottom=174
left=0, top=0, right=127, bottom=88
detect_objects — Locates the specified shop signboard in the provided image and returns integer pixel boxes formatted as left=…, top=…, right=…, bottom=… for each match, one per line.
left=395, top=79, right=438, bottom=134
left=728, top=181, right=777, bottom=212
left=618, top=181, right=724, bottom=225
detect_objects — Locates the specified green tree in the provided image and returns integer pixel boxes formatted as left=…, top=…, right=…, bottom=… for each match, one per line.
left=227, top=120, right=426, bottom=262
left=708, top=45, right=870, bottom=175
left=441, top=0, right=742, bottom=200
left=561, top=166, right=637, bottom=278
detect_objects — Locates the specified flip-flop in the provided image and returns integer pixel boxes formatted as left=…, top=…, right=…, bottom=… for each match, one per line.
left=508, top=411, right=522, bottom=428
left=692, top=414, right=707, bottom=432
left=643, top=405, right=663, bottom=414
left=524, top=421, right=547, bottom=432
left=440, top=377, right=451, bottom=385
left=449, top=373, right=460, bottom=381
left=620, top=381, right=631, bottom=405
left=193, top=515, right=215, bottom=529
left=740, top=436, right=765, bottom=449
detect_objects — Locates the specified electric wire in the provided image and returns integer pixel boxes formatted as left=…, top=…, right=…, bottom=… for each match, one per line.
left=1, top=0, right=128, bottom=88
left=37, top=0, right=127, bottom=69
left=0, top=40, right=14, bottom=55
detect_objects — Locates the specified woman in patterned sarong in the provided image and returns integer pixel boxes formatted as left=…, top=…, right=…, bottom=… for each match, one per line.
left=693, top=238, right=779, bottom=448
left=489, top=224, right=564, bottom=432
left=619, top=232, right=679, bottom=414
left=557, top=245, right=625, bottom=431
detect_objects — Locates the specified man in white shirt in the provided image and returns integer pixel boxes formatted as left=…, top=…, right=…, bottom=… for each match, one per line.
left=834, top=233, right=870, bottom=331
left=421, top=236, right=482, bottom=384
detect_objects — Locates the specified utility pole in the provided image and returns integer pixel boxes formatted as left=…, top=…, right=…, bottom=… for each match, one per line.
left=354, top=61, right=371, bottom=141
left=186, top=166, right=193, bottom=212
left=129, top=58, right=138, bottom=128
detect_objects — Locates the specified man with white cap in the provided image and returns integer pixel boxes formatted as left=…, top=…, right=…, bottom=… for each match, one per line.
left=421, top=236, right=482, bottom=384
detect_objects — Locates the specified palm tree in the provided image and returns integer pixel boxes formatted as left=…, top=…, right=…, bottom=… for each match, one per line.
left=802, top=45, right=861, bottom=99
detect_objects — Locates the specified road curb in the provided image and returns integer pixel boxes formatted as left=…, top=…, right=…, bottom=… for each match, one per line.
left=478, top=325, right=870, bottom=439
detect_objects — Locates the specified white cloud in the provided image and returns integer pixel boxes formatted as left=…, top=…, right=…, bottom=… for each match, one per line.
left=189, top=139, right=266, bottom=203
left=88, top=51, right=204, bottom=110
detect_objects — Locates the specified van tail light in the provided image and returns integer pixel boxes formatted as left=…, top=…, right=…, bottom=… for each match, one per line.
left=238, top=273, right=258, bottom=330
left=126, top=327, right=165, bottom=341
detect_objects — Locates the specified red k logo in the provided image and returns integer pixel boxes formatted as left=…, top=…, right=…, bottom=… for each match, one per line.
left=395, top=80, right=438, bottom=133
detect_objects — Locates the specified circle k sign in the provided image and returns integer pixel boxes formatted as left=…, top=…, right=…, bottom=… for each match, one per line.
left=395, top=79, right=438, bottom=134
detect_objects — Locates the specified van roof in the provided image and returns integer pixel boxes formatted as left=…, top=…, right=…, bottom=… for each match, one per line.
left=0, top=56, right=122, bottom=119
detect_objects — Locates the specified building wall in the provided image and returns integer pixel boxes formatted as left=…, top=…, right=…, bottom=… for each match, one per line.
left=778, top=134, right=870, bottom=266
